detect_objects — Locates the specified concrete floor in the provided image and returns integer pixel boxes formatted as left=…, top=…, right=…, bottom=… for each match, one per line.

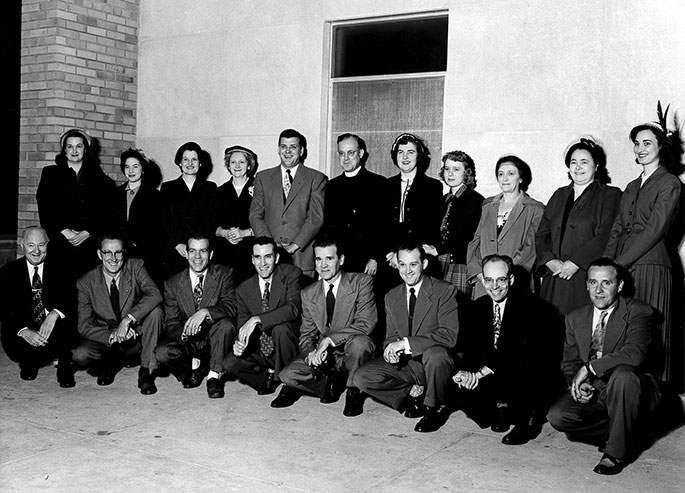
left=1, top=348, right=683, bottom=493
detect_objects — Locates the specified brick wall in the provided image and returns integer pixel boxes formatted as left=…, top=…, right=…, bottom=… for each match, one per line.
left=18, top=0, right=139, bottom=240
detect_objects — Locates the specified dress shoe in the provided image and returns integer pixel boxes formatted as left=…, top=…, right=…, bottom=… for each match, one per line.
left=593, top=454, right=627, bottom=475
left=414, top=405, right=450, bottom=433
left=97, top=369, right=115, bottom=386
left=182, top=368, right=207, bottom=389
left=403, top=395, right=426, bottom=418
left=206, top=377, right=224, bottom=398
left=20, top=366, right=38, bottom=381
left=138, top=367, right=157, bottom=395
left=271, top=385, right=301, bottom=408
left=598, top=442, right=606, bottom=453
left=491, top=406, right=510, bottom=433
left=502, top=425, right=532, bottom=445
left=320, top=374, right=345, bottom=404
left=343, top=387, right=364, bottom=417
left=56, top=365, right=76, bottom=388
left=257, top=371, right=277, bottom=395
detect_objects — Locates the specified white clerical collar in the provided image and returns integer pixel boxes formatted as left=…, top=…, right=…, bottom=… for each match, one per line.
left=343, top=167, right=362, bottom=178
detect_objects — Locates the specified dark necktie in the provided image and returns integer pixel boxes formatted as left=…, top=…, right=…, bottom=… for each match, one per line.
left=259, top=281, right=274, bottom=356
left=193, top=274, right=204, bottom=312
left=439, top=193, right=455, bottom=235
left=283, top=170, right=293, bottom=199
left=326, top=283, right=335, bottom=327
left=408, top=287, right=416, bottom=334
left=31, top=266, right=45, bottom=326
left=589, top=311, right=608, bottom=360
left=493, top=303, right=502, bottom=349
left=110, top=278, right=121, bottom=321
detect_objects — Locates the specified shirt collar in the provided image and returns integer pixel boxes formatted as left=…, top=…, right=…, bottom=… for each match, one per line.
left=281, top=164, right=299, bottom=180
left=258, top=275, right=273, bottom=293
left=323, top=272, right=342, bottom=297
left=102, top=269, right=121, bottom=287
left=189, top=268, right=207, bottom=287
left=406, top=278, right=424, bottom=297
left=343, top=166, right=362, bottom=178
left=26, top=260, right=44, bottom=280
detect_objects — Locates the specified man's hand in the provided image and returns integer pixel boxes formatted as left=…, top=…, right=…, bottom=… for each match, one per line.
left=238, top=316, right=261, bottom=344
left=38, top=310, right=60, bottom=340
left=546, top=259, right=563, bottom=276
left=453, top=370, right=480, bottom=390
left=383, top=340, right=405, bottom=364
left=570, top=364, right=592, bottom=402
left=364, top=259, right=378, bottom=276
left=385, top=252, right=398, bottom=270
left=19, top=329, right=48, bottom=347
left=557, top=260, right=580, bottom=280
left=422, top=244, right=438, bottom=257
left=305, top=337, right=332, bottom=366
left=183, top=309, right=209, bottom=339
left=282, top=242, right=299, bottom=255
left=69, top=230, right=90, bottom=246
left=576, top=382, right=596, bottom=404
left=175, top=243, right=187, bottom=258
left=113, top=317, right=133, bottom=344
left=227, top=227, right=242, bottom=245
left=233, top=340, right=247, bottom=357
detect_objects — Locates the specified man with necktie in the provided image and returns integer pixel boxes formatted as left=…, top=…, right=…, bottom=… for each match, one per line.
left=224, top=237, right=303, bottom=395
left=72, top=233, right=162, bottom=394
left=451, top=254, right=560, bottom=444
left=273, top=237, right=376, bottom=416
left=155, top=233, right=236, bottom=398
left=548, top=257, right=661, bottom=475
left=248, top=128, right=327, bottom=278
left=0, top=227, right=77, bottom=387
left=353, top=243, right=459, bottom=432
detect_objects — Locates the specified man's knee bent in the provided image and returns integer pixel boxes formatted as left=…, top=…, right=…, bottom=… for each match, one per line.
left=422, top=345, right=452, bottom=366
left=607, top=365, right=640, bottom=392
left=345, top=335, right=375, bottom=359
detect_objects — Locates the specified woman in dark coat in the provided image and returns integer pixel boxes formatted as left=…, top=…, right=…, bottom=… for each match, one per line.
left=604, top=106, right=683, bottom=383
left=112, top=148, right=164, bottom=287
left=36, top=128, right=115, bottom=280
left=160, top=141, right=218, bottom=277
left=423, top=150, right=484, bottom=297
left=214, top=145, right=258, bottom=284
left=536, top=137, right=621, bottom=315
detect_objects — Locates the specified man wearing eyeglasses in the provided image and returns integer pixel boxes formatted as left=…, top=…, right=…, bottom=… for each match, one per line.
left=155, top=233, right=236, bottom=399
left=452, top=254, right=560, bottom=445
left=73, top=233, right=163, bottom=394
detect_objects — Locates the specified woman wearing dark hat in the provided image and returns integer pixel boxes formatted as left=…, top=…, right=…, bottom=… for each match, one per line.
left=214, top=145, right=258, bottom=284
left=37, top=128, right=115, bottom=279
left=536, top=137, right=621, bottom=315
left=604, top=103, right=683, bottom=383
left=466, top=154, right=545, bottom=299
left=384, top=133, right=443, bottom=271
left=160, top=141, right=218, bottom=276
left=111, top=148, right=164, bottom=287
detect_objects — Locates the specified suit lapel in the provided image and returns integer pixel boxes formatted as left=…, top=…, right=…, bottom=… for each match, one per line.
left=179, top=270, right=196, bottom=316
left=499, top=195, right=525, bottom=239
left=95, top=269, right=117, bottom=319
left=576, top=305, right=594, bottom=359
left=411, top=277, right=432, bottom=335
left=118, top=263, right=133, bottom=313
left=310, top=281, right=326, bottom=333
left=267, top=167, right=285, bottom=210
left=331, top=273, right=354, bottom=330
left=602, top=299, right=627, bottom=355
left=393, top=285, right=410, bottom=337
left=283, top=167, right=305, bottom=212
left=269, top=266, right=286, bottom=310
left=200, top=266, right=218, bottom=308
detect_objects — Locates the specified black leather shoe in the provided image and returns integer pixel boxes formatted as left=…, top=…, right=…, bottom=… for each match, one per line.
left=97, top=369, right=115, bottom=386
left=502, top=424, right=535, bottom=445
left=320, top=374, right=344, bottom=404
left=182, top=368, right=207, bottom=389
left=414, top=405, right=450, bottom=433
left=403, top=395, right=426, bottom=418
left=271, top=385, right=301, bottom=408
left=206, top=377, right=224, bottom=398
left=257, top=371, right=278, bottom=395
left=138, top=367, right=157, bottom=395
left=491, top=407, right=510, bottom=433
left=593, top=454, right=627, bottom=475
left=20, top=366, right=38, bottom=381
left=343, top=387, right=364, bottom=417
left=56, top=365, right=76, bottom=388
left=598, top=442, right=606, bottom=453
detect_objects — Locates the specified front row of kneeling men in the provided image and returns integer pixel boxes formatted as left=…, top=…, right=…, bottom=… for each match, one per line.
left=1, top=226, right=661, bottom=475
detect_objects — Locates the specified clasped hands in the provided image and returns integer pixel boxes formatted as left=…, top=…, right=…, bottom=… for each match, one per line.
left=546, top=259, right=579, bottom=280
left=305, top=337, right=332, bottom=367
left=452, top=370, right=482, bottom=390
left=20, top=310, right=61, bottom=347
left=181, top=309, right=210, bottom=340
left=570, top=364, right=596, bottom=404
left=383, top=340, right=406, bottom=364
left=110, top=317, right=138, bottom=345
left=233, top=316, right=261, bottom=357
left=61, top=228, right=90, bottom=246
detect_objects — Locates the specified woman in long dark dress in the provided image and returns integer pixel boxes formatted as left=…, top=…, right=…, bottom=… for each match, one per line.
left=423, top=150, right=484, bottom=298
left=160, top=141, right=218, bottom=277
left=604, top=105, right=683, bottom=383
left=37, top=128, right=115, bottom=280
left=112, top=148, right=164, bottom=287
left=215, top=145, right=258, bottom=284
left=536, top=137, right=621, bottom=315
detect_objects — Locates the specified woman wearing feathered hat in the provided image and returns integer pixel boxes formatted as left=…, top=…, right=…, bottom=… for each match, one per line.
left=604, top=102, right=684, bottom=383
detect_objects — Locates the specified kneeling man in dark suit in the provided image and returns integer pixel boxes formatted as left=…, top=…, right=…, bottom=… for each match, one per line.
left=224, top=237, right=303, bottom=395
left=273, top=237, right=376, bottom=416
left=547, top=257, right=661, bottom=475
left=354, top=243, right=459, bottom=432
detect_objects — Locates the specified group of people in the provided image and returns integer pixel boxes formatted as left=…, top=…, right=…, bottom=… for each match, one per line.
left=1, top=104, right=684, bottom=476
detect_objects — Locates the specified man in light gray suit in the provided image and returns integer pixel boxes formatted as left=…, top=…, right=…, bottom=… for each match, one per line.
left=273, top=237, right=376, bottom=416
left=248, top=128, right=327, bottom=278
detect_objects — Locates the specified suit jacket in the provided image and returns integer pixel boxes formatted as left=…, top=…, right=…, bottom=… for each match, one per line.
left=0, top=256, right=74, bottom=337
left=163, top=263, right=236, bottom=340
left=77, top=258, right=162, bottom=345
left=385, top=172, right=443, bottom=250
left=467, top=192, right=545, bottom=297
left=437, top=187, right=484, bottom=264
left=536, top=182, right=621, bottom=315
left=384, top=275, right=458, bottom=355
left=160, top=176, right=218, bottom=247
left=299, top=271, right=377, bottom=354
left=217, top=177, right=254, bottom=230
left=236, top=263, right=303, bottom=331
left=561, top=297, right=654, bottom=384
left=604, top=166, right=681, bottom=269
left=249, top=165, right=327, bottom=271
left=323, top=167, right=388, bottom=272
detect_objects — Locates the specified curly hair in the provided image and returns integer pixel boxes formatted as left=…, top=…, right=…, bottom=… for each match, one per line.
left=440, top=150, right=477, bottom=189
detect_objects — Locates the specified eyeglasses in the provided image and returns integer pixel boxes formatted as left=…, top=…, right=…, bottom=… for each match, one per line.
left=337, top=150, right=360, bottom=159
left=100, top=250, right=124, bottom=260
left=483, top=276, right=510, bottom=287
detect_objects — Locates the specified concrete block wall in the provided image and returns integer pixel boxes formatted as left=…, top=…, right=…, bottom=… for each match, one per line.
left=18, top=0, right=139, bottom=238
